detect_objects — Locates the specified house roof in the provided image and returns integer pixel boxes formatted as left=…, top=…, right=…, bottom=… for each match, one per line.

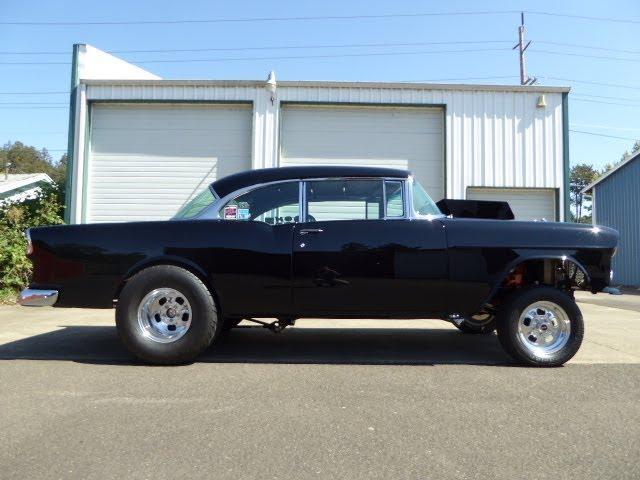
left=0, top=173, right=53, bottom=195
left=210, top=166, right=409, bottom=198
left=581, top=150, right=640, bottom=194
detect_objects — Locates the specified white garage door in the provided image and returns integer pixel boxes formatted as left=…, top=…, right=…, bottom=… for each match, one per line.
left=466, top=187, right=557, bottom=221
left=87, top=103, right=252, bottom=223
left=280, top=104, right=445, bottom=200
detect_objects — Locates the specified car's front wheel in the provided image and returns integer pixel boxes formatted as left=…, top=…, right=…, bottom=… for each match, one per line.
left=496, top=286, right=583, bottom=367
left=116, top=265, right=220, bottom=364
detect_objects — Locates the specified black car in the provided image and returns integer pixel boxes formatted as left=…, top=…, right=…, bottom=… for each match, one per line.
left=20, top=166, right=618, bottom=366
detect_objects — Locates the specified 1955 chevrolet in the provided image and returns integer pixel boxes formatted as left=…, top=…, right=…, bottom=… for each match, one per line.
left=20, top=166, right=618, bottom=366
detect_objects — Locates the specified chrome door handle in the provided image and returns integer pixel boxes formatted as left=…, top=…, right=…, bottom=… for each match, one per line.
left=299, top=228, right=324, bottom=235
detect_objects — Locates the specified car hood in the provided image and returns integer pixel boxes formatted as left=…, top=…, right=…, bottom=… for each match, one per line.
left=440, top=218, right=619, bottom=250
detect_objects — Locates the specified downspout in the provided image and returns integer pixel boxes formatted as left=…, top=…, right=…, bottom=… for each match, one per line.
left=64, top=44, right=81, bottom=223
left=562, top=91, right=571, bottom=222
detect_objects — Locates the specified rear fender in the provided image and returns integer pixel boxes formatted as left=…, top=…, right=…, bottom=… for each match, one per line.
left=114, top=255, right=220, bottom=313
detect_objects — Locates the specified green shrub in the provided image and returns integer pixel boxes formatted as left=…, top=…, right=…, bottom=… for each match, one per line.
left=0, top=184, right=64, bottom=300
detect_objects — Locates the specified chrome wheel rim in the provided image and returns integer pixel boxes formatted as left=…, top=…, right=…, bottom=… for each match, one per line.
left=517, top=301, right=571, bottom=357
left=137, top=288, right=192, bottom=343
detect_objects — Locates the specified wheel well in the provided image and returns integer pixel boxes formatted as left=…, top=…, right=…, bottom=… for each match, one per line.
left=487, top=257, right=589, bottom=309
left=113, top=260, right=222, bottom=316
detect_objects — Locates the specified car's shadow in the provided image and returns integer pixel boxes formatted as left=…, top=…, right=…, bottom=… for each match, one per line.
left=0, top=325, right=514, bottom=366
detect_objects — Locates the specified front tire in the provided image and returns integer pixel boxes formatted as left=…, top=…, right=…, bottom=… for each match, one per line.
left=116, top=265, right=219, bottom=365
left=496, top=286, right=583, bottom=367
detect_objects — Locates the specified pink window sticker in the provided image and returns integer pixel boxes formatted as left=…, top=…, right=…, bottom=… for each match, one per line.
left=224, top=205, right=238, bottom=219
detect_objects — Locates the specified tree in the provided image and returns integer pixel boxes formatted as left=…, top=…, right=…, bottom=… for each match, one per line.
left=604, top=140, right=640, bottom=173
left=569, top=163, right=599, bottom=223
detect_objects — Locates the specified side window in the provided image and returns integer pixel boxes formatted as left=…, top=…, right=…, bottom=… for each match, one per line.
left=219, top=182, right=300, bottom=224
left=305, top=180, right=383, bottom=221
left=384, top=180, right=405, bottom=218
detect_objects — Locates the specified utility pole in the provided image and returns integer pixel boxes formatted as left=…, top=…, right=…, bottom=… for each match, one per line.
left=513, top=12, right=537, bottom=85
left=4, top=161, right=10, bottom=181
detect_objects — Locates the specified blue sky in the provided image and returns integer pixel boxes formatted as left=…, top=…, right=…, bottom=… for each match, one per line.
left=0, top=0, right=638, bottom=170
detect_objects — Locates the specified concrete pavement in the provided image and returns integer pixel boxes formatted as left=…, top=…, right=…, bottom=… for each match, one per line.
left=0, top=296, right=639, bottom=479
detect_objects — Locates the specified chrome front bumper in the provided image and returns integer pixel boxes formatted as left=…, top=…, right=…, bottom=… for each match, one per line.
left=19, top=288, right=59, bottom=307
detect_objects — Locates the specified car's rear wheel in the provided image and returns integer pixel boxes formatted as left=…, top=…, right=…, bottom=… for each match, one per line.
left=116, top=265, right=219, bottom=364
left=496, top=286, right=583, bottom=367
left=454, top=313, right=496, bottom=334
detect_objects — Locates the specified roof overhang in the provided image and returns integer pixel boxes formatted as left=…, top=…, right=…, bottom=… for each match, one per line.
left=581, top=150, right=640, bottom=194
left=81, top=78, right=570, bottom=94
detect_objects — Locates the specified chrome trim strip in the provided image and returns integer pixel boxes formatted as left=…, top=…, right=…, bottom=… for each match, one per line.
left=19, top=289, right=59, bottom=307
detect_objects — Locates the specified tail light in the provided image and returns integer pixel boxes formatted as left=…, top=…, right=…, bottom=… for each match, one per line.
left=25, top=228, right=33, bottom=255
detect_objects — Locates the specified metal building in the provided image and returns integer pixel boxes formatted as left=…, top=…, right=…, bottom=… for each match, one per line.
left=583, top=151, right=640, bottom=286
left=66, top=44, right=571, bottom=224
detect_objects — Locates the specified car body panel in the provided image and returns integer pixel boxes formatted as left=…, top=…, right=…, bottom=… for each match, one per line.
left=25, top=167, right=619, bottom=318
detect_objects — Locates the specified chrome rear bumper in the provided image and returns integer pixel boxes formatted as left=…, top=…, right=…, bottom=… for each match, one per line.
left=19, top=288, right=59, bottom=307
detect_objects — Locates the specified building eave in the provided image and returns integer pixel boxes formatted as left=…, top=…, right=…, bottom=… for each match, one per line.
left=581, top=150, right=640, bottom=194
left=81, top=78, right=570, bottom=94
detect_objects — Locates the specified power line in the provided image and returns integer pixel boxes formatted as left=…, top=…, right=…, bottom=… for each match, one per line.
left=543, top=77, right=640, bottom=91
left=570, top=130, right=639, bottom=141
left=0, top=10, right=637, bottom=26
left=533, top=48, right=640, bottom=63
left=0, top=47, right=511, bottom=65
left=0, top=11, right=521, bottom=26
left=0, top=106, right=67, bottom=109
left=2, top=39, right=639, bottom=57
left=573, top=93, right=640, bottom=103
left=571, top=98, right=640, bottom=108
left=536, top=40, right=640, bottom=55
left=0, top=102, right=67, bottom=105
left=0, top=90, right=68, bottom=95
left=525, top=10, right=640, bottom=25
left=0, top=39, right=512, bottom=55
left=571, top=123, right=640, bottom=133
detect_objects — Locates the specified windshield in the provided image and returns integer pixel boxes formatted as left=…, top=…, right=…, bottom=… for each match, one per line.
left=173, top=187, right=216, bottom=220
left=411, top=180, right=442, bottom=217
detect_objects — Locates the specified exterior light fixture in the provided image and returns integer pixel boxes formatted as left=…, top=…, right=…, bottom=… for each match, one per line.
left=536, top=94, right=547, bottom=108
left=266, top=71, right=277, bottom=105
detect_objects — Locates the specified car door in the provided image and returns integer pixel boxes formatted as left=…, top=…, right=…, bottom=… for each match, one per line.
left=292, top=178, right=449, bottom=316
left=211, top=180, right=300, bottom=316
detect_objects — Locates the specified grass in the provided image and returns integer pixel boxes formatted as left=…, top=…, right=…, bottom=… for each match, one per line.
left=0, top=287, right=18, bottom=305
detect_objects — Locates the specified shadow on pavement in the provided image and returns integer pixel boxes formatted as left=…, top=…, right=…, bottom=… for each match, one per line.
left=0, top=325, right=514, bottom=366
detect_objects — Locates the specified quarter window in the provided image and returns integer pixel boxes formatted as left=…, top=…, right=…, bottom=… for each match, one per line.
left=219, top=182, right=300, bottom=224
left=305, top=180, right=384, bottom=221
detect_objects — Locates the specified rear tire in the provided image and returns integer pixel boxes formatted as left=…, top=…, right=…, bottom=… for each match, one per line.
left=496, top=286, right=583, bottom=367
left=116, top=265, right=219, bottom=365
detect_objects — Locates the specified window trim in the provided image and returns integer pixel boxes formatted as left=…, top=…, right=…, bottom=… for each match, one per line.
left=200, top=176, right=412, bottom=222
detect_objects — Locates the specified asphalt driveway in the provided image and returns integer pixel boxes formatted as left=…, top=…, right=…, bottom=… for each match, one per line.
left=0, top=294, right=638, bottom=479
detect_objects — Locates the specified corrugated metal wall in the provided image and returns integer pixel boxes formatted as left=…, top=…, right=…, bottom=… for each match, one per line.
left=593, top=158, right=640, bottom=286
left=79, top=82, right=566, bottom=222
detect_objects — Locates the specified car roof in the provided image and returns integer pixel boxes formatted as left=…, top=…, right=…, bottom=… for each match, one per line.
left=210, top=166, right=410, bottom=198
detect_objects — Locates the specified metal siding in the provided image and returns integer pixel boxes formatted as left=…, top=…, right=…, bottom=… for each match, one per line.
left=87, top=103, right=252, bottom=222
left=466, top=187, right=557, bottom=221
left=82, top=83, right=565, bottom=219
left=280, top=104, right=445, bottom=201
left=593, top=158, right=640, bottom=285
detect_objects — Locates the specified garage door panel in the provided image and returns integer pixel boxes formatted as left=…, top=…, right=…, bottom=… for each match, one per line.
left=281, top=105, right=445, bottom=201
left=87, top=103, right=251, bottom=223
left=466, top=188, right=557, bottom=221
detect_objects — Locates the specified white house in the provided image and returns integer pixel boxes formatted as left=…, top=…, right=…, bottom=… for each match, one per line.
left=0, top=173, right=53, bottom=206
left=66, top=44, right=570, bottom=224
